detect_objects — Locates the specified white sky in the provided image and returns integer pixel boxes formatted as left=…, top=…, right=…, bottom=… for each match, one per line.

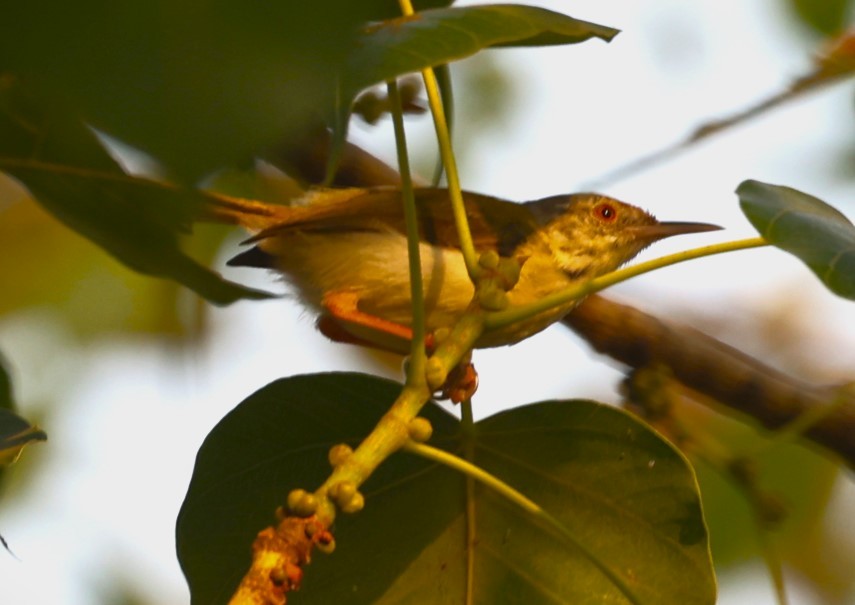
left=1, top=1, right=853, bottom=604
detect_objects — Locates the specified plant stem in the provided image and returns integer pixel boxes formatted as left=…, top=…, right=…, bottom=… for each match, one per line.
left=312, top=315, right=485, bottom=525
left=485, top=237, right=769, bottom=331
left=397, top=0, right=480, bottom=279
left=388, top=79, right=427, bottom=385
left=459, top=398, right=477, bottom=605
left=314, top=383, right=430, bottom=524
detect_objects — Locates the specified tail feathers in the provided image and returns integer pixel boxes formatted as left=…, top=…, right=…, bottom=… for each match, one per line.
left=201, top=195, right=292, bottom=231
left=227, top=246, right=277, bottom=269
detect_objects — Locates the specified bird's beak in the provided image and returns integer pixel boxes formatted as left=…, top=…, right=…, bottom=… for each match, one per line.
left=628, top=221, right=722, bottom=242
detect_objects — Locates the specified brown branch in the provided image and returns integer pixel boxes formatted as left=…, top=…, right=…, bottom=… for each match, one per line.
left=229, top=516, right=334, bottom=605
left=563, top=295, right=855, bottom=468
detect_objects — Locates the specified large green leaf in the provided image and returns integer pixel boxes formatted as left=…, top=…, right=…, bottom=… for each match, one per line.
left=0, top=79, right=271, bottom=305
left=737, top=179, right=855, bottom=299
left=330, top=5, right=619, bottom=165
left=345, top=5, right=618, bottom=95
left=0, top=1, right=449, bottom=181
left=177, top=373, right=714, bottom=605
left=0, top=1, right=457, bottom=182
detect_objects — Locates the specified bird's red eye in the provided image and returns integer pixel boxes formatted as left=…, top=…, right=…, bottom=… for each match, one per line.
left=594, top=203, right=618, bottom=222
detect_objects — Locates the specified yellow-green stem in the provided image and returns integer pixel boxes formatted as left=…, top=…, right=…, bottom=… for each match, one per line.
left=486, top=237, right=769, bottom=330
left=388, top=79, right=427, bottom=384
left=397, top=0, right=480, bottom=279
left=314, top=383, right=430, bottom=524
left=459, top=398, right=477, bottom=605
left=312, top=313, right=485, bottom=525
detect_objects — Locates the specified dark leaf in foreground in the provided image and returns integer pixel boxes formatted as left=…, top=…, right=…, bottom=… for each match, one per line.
left=177, top=373, right=713, bottom=604
left=0, top=80, right=272, bottom=304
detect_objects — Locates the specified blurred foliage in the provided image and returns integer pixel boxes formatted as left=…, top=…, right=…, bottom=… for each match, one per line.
left=659, top=290, right=855, bottom=600
left=0, top=356, right=46, bottom=467
left=0, top=77, right=273, bottom=307
left=786, top=0, right=854, bottom=35
left=0, top=352, right=11, bottom=412
left=0, top=0, right=452, bottom=183
left=674, top=402, right=838, bottom=565
left=451, top=53, right=521, bottom=179
left=0, top=191, right=196, bottom=337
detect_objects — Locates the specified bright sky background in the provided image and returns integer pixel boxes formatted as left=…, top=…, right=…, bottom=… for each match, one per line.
left=1, top=1, right=853, bottom=604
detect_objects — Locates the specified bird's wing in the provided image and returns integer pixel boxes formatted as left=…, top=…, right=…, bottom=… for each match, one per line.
left=245, top=187, right=540, bottom=255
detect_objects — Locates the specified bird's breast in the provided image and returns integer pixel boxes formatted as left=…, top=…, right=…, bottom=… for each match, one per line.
left=259, top=230, right=475, bottom=329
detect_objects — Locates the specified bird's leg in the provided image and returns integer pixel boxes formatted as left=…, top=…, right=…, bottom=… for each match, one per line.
left=319, top=291, right=479, bottom=402
left=319, top=291, right=430, bottom=355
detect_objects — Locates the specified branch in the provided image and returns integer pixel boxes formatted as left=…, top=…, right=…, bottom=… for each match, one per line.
left=585, top=29, right=855, bottom=188
left=563, top=295, right=855, bottom=468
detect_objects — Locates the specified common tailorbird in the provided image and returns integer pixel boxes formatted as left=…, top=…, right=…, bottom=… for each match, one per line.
left=212, top=187, right=721, bottom=350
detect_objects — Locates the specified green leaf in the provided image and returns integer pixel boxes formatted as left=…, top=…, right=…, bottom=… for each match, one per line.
left=737, top=179, right=855, bottom=299
left=346, top=5, right=618, bottom=93
left=786, top=0, right=854, bottom=35
left=0, top=353, right=12, bottom=412
left=0, top=2, right=455, bottom=181
left=328, top=5, right=619, bottom=178
left=177, top=373, right=714, bottom=605
left=0, top=79, right=272, bottom=305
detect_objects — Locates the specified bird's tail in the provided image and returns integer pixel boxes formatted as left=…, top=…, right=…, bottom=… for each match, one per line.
left=198, top=194, right=295, bottom=232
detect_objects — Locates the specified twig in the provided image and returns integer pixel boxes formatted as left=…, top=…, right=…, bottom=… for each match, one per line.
left=563, top=295, right=855, bottom=468
left=585, top=30, right=855, bottom=189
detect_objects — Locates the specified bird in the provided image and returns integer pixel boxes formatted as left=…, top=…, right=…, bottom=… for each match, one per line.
left=210, top=186, right=721, bottom=351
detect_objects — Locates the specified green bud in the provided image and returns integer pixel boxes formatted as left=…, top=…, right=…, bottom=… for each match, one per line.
left=426, top=357, right=447, bottom=390
left=497, top=257, right=521, bottom=289
left=408, top=417, right=433, bottom=442
left=432, top=327, right=451, bottom=344
left=298, top=494, right=318, bottom=517
left=478, top=283, right=509, bottom=311
left=340, top=490, right=365, bottom=514
left=328, top=443, right=354, bottom=468
left=287, top=489, right=307, bottom=512
left=332, top=481, right=357, bottom=507
left=478, top=250, right=500, bottom=270
left=287, top=489, right=317, bottom=517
